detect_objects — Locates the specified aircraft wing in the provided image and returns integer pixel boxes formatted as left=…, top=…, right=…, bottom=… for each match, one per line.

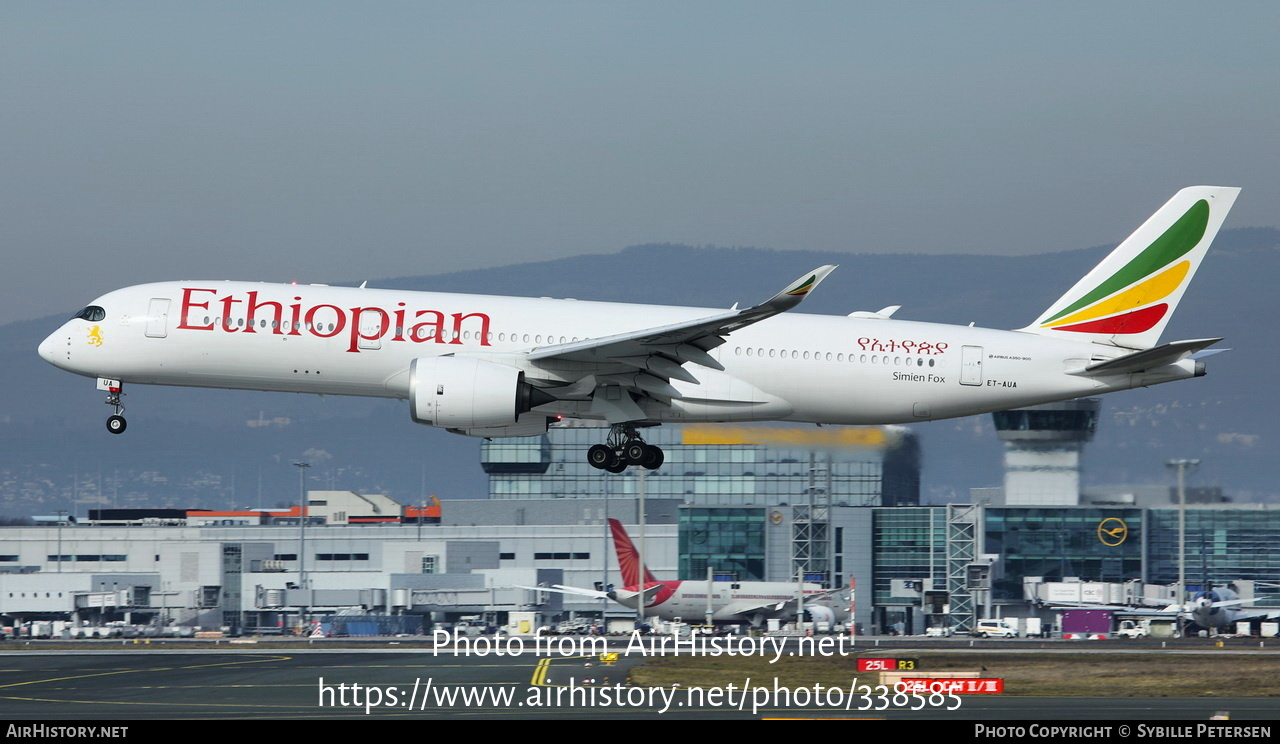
left=515, top=583, right=665, bottom=603
left=1040, top=599, right=1187, bottom=618
left=1104, top=607, right=1182, bottom=618
left=1044, top=598, right=1280, bottom=621
left=717, top=599, right=796, bottom=619
left=1227, top=606, right=1280, bottom=621
left=515, top=584, right=610, bottom=600
left=524, top=266, right=837, bottom=408
left=720, top=590, right=848, bottom=620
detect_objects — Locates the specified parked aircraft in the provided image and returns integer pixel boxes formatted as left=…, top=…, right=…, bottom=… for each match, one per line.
left=39, top=187, right=1239, bottom=471
left=1048, top=584, right=1279, bottom=632
left=523, top=519, right=846, bottom=626
left=1161, top=586, right=1280, bottom=631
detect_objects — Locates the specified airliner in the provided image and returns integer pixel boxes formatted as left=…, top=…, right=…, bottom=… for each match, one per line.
left=39, top=186, right=1238, bottom=472
left=1179, top=586, right=1280, bottom=631
left=523, top=519, right=846, bottom=626
left=1051, top=584, right=1279, bottom=632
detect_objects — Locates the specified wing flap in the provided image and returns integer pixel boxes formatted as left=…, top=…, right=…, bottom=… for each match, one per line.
left=614, top=354, right=701, bottom=384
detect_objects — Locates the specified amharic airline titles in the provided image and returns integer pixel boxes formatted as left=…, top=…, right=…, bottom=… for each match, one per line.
left=39, top=187, right=1239, bottom=472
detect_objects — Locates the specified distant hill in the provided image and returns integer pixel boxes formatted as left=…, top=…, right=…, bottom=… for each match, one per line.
left=3, top=228, right=1277, bottom=517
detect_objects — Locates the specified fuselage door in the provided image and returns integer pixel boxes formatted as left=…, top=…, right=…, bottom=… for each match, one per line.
left=146, top=298, right=170, bottom=338
left=358, top=309, right=384, bottom=350
left=960, top=345, right=984, bottom=386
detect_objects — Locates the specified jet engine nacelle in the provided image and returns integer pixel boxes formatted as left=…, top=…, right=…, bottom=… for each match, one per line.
left=447, top=412, right=554, bottom=438
left=804, top=604, right=837, bottom=625
left=409, top=356, right=554, bottom=429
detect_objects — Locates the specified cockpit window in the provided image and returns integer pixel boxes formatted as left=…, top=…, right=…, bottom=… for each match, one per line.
left=74, top=306, right=106, bottom=322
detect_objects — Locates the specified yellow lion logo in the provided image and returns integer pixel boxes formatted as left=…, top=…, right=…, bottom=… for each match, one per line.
left=87, top=326, right=103, bottom=347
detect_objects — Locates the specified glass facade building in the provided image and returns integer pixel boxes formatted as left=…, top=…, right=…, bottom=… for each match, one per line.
left=869, top=505, right=1280, bottom=611
left=481, top=424, right=920, bottom=506
left=872, top=507, right=947, bottom=606
left=478, top=421, right=1280, bottom=627
left=985, top=507, right=1143, bottom=601
left=678, top=507, right=767, bottom=581
left=1147, top=506, right=1280, bottom=603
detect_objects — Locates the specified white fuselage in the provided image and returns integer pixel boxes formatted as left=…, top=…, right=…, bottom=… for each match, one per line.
left=38, top=280, right=1199, bottom=427
left=609, top=580, right=837, bottom=624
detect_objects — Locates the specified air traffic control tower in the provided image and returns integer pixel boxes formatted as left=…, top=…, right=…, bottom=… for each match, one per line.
left=991, top=399, right=1100, bottom=506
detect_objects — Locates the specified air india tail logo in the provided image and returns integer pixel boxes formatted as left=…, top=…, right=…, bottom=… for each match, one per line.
left=87, top=326, right=104, bottom=347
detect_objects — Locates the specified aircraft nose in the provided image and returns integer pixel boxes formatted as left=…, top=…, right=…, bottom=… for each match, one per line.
left=38, top=329, right=64, bottom=367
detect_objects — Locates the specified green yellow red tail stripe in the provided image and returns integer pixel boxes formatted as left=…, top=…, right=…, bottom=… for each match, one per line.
left=1040, top=200, right=1207, bottom=334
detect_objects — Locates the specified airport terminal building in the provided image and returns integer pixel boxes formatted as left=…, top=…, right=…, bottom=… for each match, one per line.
left=4, top=418, right=1280, bottom=636
left=481, top=423, right=920, bottom=507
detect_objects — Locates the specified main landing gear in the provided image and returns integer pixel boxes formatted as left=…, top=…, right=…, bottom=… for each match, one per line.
left=586, top=423, right=664, bottom=473
left=102, top=380, right=126, bottom=434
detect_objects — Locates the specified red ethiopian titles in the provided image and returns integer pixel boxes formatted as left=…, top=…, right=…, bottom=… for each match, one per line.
left=176, top=287, right=492, bottom=353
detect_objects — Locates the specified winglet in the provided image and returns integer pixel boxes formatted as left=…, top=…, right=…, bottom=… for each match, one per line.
left=762, top=265, right=838, bottom=312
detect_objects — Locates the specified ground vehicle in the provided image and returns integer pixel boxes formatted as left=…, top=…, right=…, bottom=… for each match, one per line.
left=972, top=619, right=1018, bottom=638
left=925, top=625, right=954, bottom=637
left=1115, top=619, right=1151, bottom=638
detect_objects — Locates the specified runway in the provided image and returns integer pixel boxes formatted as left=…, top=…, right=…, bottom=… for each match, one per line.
left=0, top=650, right=646, bottom=720
left=1, top=648, right=1277, bottom=721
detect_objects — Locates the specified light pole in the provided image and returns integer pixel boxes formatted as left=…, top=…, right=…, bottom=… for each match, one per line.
left=293, top=461, right=311, bottom=629
left=1166, top=458, right=1200, bottom=619
left=54, top=509, right=67, bottom=573
left=602, top=472, right=610, bottom=631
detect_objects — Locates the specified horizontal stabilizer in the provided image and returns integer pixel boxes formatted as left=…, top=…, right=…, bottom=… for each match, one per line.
left=1071, top=338, right=1223, bottom=377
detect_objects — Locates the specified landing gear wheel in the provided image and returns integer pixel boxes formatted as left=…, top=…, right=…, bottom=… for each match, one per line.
left=588, top=422, right=665, bottom=473
left=106, top=415, right=127, bottom=434
left=587, top=444, right=613, bottom=470
left=622, top=440, right=648, bottom=465
left=101, top=381, right=127, bottom=435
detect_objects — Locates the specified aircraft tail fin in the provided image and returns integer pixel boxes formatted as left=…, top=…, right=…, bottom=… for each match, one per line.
left=1018, top=186, right=1240, bottom=349
left=608, top=518, right=657, bottom=588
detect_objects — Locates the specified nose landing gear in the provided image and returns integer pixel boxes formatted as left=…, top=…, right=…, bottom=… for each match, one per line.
left=586, top=423, right=664, bottom=473
left=99, top=378, right=126, bottom=434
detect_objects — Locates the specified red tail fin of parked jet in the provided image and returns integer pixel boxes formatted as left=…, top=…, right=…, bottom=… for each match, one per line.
left=609, top=518, right=658, bottom=587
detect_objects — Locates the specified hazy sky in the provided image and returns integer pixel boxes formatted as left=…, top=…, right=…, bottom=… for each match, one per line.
left=3, top=2, right=1278, bottom=326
